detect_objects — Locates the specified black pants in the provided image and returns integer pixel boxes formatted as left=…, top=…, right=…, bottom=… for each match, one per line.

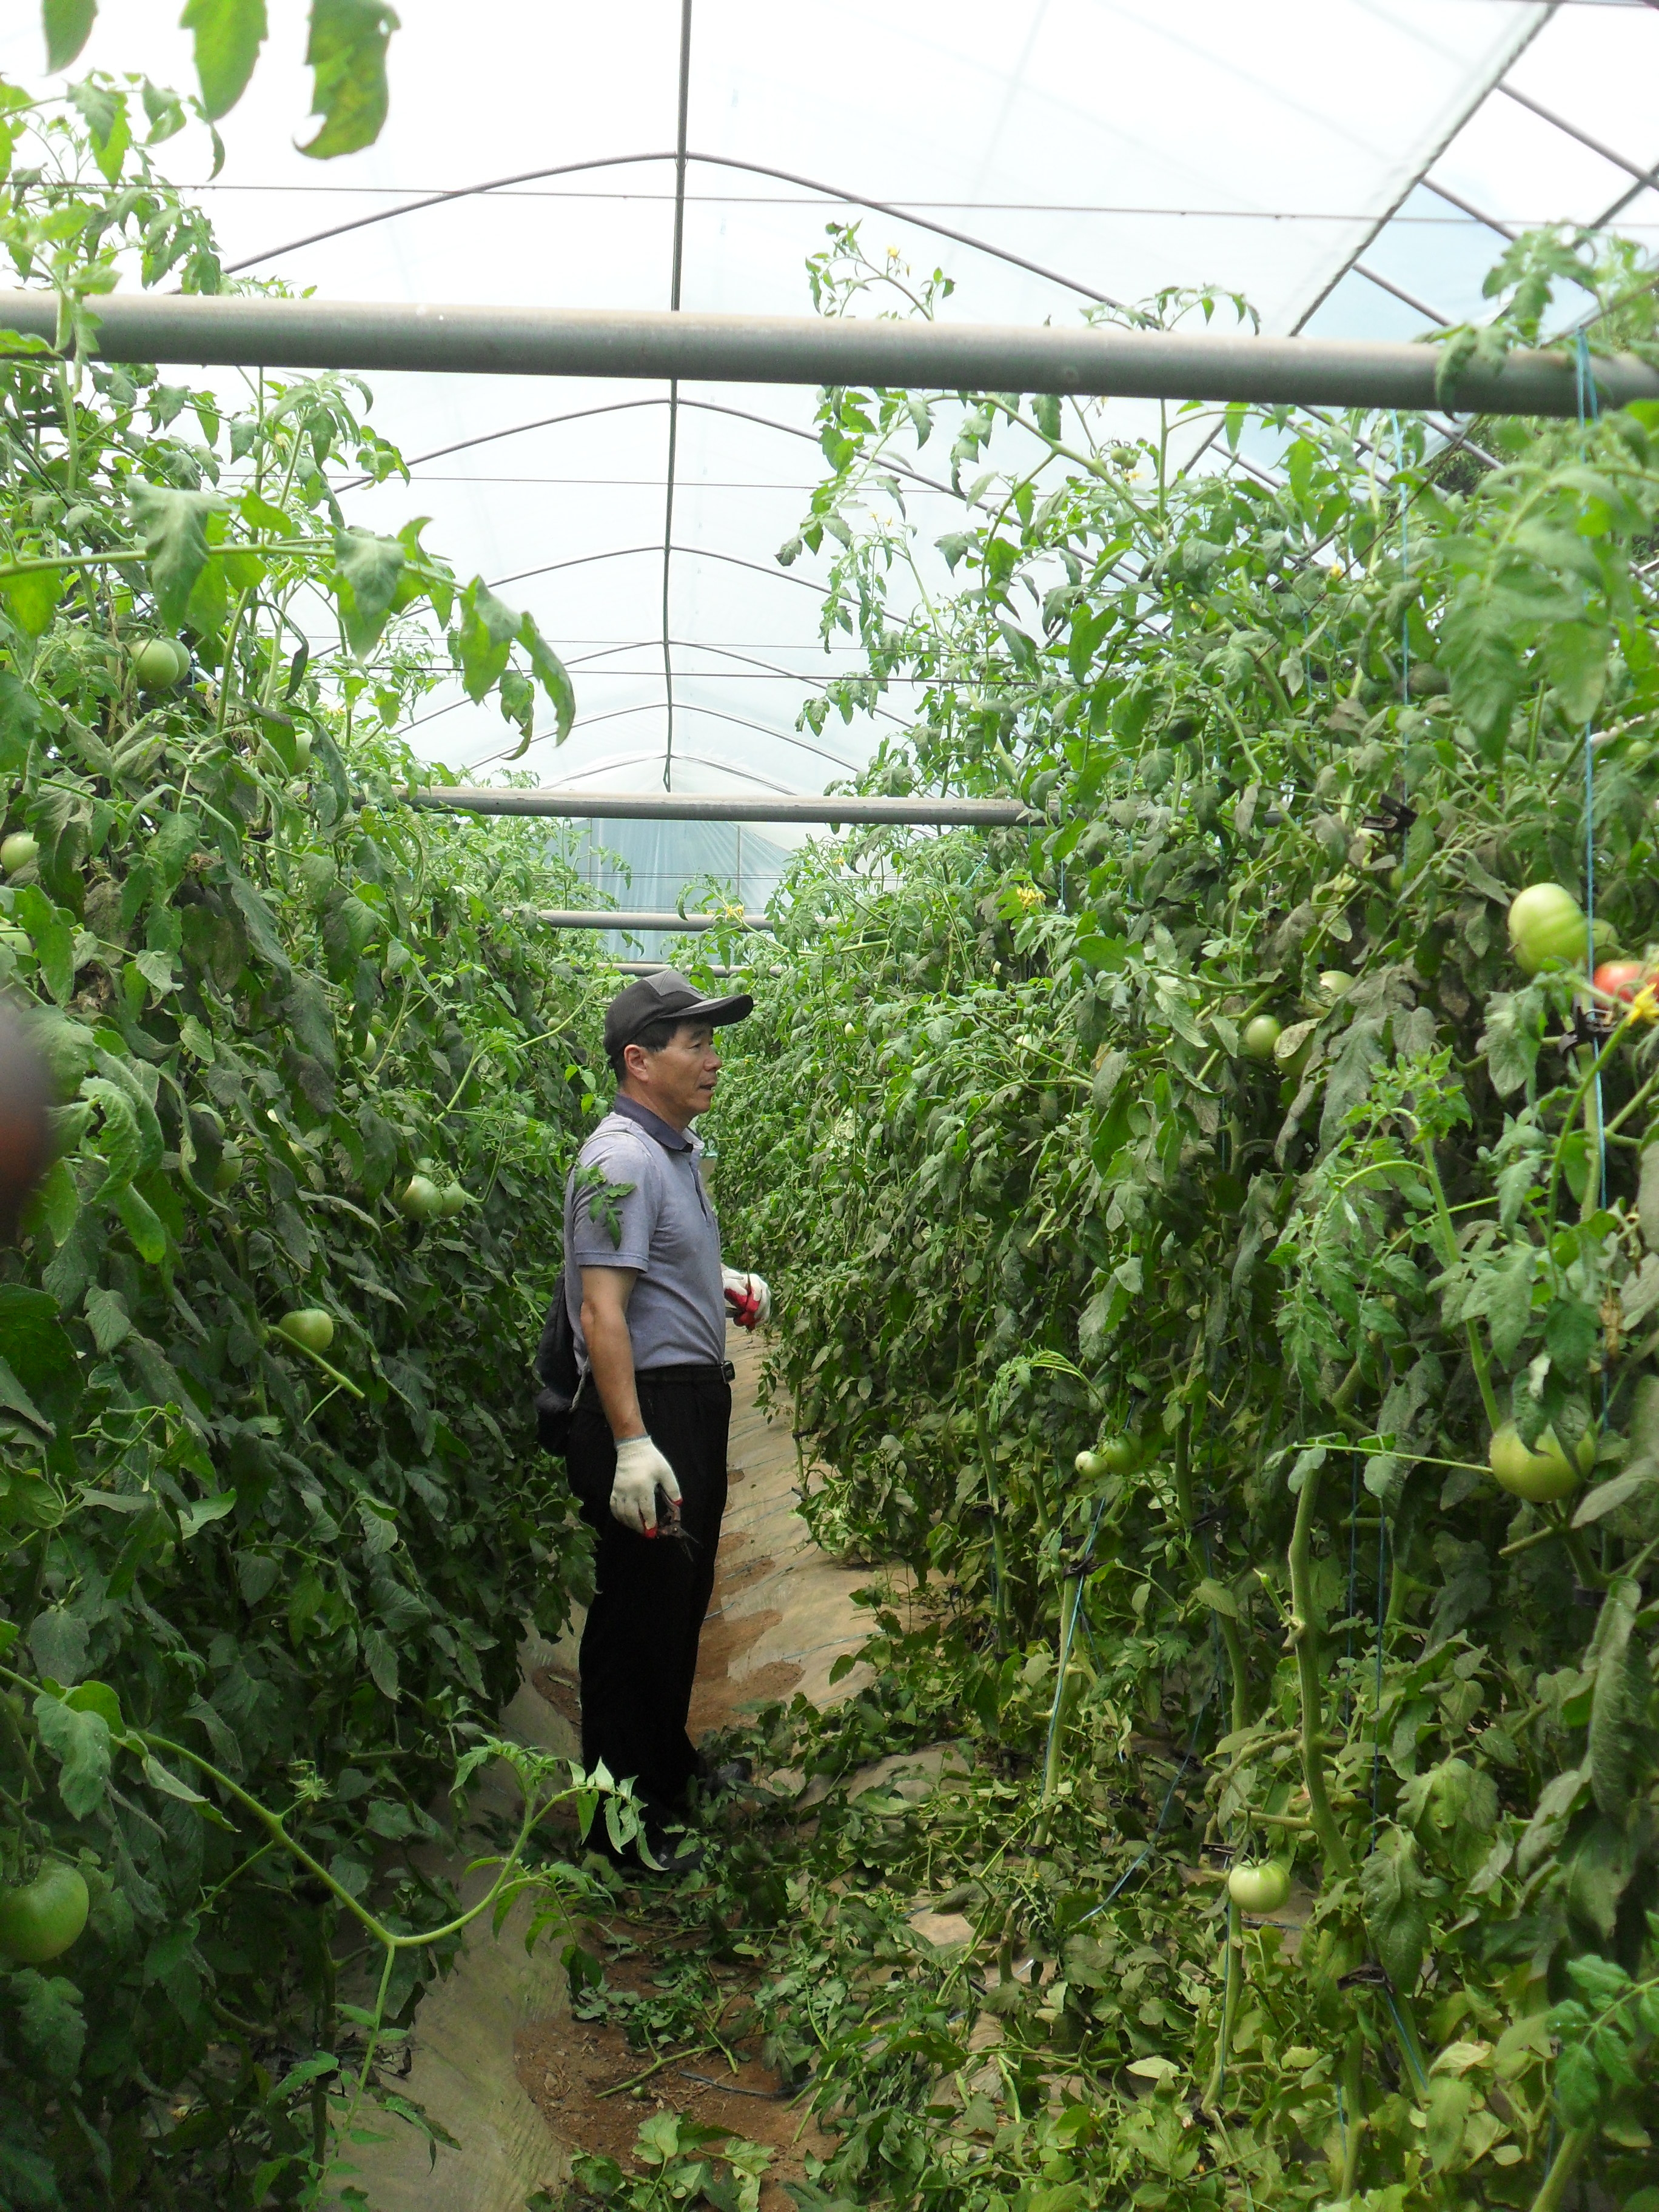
left=565, top=1367, right=731, bottom=1815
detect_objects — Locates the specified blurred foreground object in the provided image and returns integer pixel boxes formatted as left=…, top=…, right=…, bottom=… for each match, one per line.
left=0, top=1002, right=52, bottom=1242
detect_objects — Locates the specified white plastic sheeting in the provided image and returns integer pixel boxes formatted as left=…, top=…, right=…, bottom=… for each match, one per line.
left=1, top=1, right=1656, bottom=831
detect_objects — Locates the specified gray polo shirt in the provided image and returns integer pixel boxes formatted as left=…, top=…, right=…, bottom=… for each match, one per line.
left=563, top=1094, right=726, bottom=1370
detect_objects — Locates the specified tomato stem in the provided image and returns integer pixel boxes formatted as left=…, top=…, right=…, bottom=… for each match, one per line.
left=267, top=1327, right=366, bottom=1401
left=1041, top=1567, right=1085, bottom=1810
left=1205, top=1895, right=1243, bottom=2114
left=1339, top=2032, right=1365, bottom=2194
left=1286, top=1458, right=1353, bottom=1879
left=0, top=1695, right=41, bottom=1797
left=1528, top=2123, right=1594, bottom=2212
left=1413, top=1124, right=1504, bottom=1432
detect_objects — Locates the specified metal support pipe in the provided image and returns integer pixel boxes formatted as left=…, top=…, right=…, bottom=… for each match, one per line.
left=406, top=785, right=1037, bottom=826
left=535, top=908, right=775, bottom=931
left=611, top=959, right=754, bottom=976
left=2, top=290, right=1653, bottom=414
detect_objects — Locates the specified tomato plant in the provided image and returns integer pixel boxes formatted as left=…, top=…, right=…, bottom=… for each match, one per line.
left=709, top=224, right=1659, bottom=2211
left=0, top=81, right=613, bottom=2205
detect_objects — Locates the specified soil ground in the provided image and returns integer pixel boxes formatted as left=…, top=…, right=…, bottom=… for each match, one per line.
left=512, top=1324, right=879, bottom=2205
left=515, top=1940, right=835, bottom=2208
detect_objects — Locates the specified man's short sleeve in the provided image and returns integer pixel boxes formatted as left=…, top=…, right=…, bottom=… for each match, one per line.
left=567, top=1126, right=659, bottom=1273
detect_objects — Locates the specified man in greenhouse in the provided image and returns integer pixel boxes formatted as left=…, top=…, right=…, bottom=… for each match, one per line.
left=562, top=968, right=772, bottom=1874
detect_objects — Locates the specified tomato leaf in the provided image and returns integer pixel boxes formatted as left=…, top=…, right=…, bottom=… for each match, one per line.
left=519, top=609, right=576, bottom=742
left=180, top=0, right=268, bottom=121
left=1587, top=1575, right=1643, bottom=1820
left=332, top=525, right=404, bottom=658
left=129, top=481, right=225, bottom=630
left=12, top=1972, right=85, bottom=2084
left=0, top=1287, right=82, bottom=1429
left=363, top=1624, right=400, bottom=1700
left=1, top=561, right=67, bottom=637
left=67, top=77, right=129, bottom=182
left=142, top=1752, right=207, bottom=1804
left=33, top=1690, right=111, bottom=1817
left=298, top=0, right=397, bottom=160
left=42, top=0, right=98, bottom=72
left=1358, top=1830, right=1432, bottom=1992
left=455, top=576, right=519, bottom=702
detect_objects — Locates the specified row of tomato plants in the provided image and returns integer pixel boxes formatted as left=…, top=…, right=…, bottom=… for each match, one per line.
left=0, top=84, right=617, bottom=2208
left=709, top=230, right=1659, bottom=2210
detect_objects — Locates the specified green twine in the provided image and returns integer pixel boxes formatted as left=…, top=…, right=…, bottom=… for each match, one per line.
left=1575, top=331, right=1611, bottom=1437
left=1078, top=1673, right=1219, bottom=1924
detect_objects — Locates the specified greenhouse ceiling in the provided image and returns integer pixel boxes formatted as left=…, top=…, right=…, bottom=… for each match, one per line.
left=2, top=0, right=1658, bottom=812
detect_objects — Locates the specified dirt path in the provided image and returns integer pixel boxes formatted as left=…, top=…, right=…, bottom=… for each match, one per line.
left=349, top=1323, right=876, bottom=2212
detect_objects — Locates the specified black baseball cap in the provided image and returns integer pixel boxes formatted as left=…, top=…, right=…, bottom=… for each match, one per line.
left=603, top=967, right=754, bottom=1059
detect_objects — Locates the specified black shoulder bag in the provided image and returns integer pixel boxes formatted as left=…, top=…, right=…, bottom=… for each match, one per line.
left=532, top=1273, right=585, bottom=1454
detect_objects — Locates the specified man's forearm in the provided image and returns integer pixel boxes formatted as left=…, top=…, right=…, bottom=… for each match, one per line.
left=582, top=1297, right=645, bottom=1441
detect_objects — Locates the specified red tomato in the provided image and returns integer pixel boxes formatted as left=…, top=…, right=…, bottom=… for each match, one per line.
left=1593, top=960, right=1647, bottom=1004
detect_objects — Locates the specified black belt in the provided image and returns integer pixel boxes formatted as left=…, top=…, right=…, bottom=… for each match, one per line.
left=635, top=1360, right=735, bottom=1385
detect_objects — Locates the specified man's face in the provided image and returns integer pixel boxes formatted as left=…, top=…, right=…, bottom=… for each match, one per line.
left=625, top=1021, right=720, bottom=1127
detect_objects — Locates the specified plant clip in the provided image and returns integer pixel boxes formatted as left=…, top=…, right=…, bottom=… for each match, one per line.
left=1554, top=1005, right=1602, bottom=1054
left=1362, top=793, right=1417, bottom=841
left=1336, top=1961, right=1392, bottom=1990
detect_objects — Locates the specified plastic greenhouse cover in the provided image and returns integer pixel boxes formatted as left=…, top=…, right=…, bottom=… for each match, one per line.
left=1, top=0, right=1655, bottom=908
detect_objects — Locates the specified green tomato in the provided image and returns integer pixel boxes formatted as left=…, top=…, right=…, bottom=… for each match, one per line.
left=1507, top=883, right=1586, bottom=977
left=1227, top=1861, right=1291, bottom=1915
left=1489, top=1421, right=1592, bottom=1503
left=1, top=832, right=39, bottom=877
left=132, top=636, right=188, bottom=689
left=1076, top=1436, right=1139, bottom=1480
left=213, top=1146, right=243, bottom=1193
left=1316, top=970, right=1353, bottom=1002
left=398, top=1174, right=443, bottom=1222
left=438, top=1183, right=468, bottom=1218
left=275, top=1307, right=335, bottom=1356
left=1240, top=1014, right=1282, bottom=1062
left=0, top=1865, right=90, bottom=1963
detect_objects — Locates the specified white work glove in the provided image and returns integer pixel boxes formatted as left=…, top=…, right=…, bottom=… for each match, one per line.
left=610, top=1434, right=681, bottom=1536
left=722, top=1265, right=772, bottom=1330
